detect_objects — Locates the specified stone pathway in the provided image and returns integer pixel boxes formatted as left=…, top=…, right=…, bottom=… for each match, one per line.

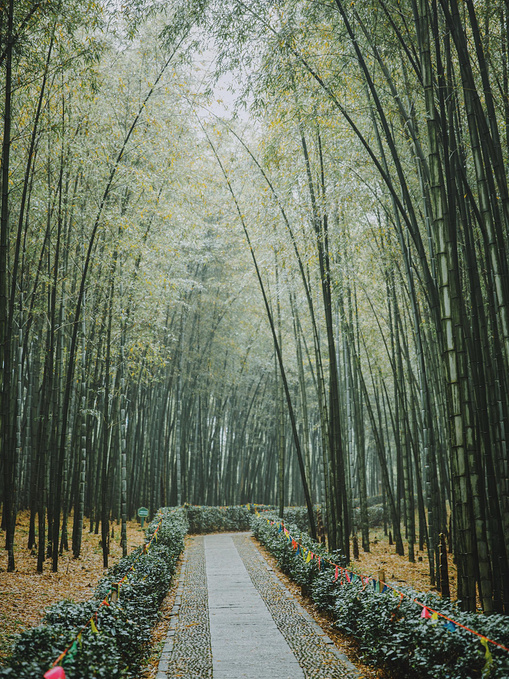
left=156, top=533, right=363, bottom=679
left=156, top=537, right=212, bottom=678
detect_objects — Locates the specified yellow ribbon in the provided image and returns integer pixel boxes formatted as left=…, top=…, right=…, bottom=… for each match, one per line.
left=481, top=637, right=493, bottom=675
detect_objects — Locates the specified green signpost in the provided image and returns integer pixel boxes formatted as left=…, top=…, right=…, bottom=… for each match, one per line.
left=137, top=506, right=149, bottom=528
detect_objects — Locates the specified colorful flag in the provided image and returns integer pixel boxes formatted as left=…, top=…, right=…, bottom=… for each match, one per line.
left=65, top=641, right=78, bottom=664
left=480, top=637, right=493, bottom=674
left=44, top=667, right=66, bottom=679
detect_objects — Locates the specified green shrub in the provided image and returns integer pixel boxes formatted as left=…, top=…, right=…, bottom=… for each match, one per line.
left=251, top=511, right=347, bottom=597
left=279, top=506, right=311, bottom=532
left=268, top=505, right=332, bottom=534
left=351, top=504, right=385, bottom=528
left=251, top=513, right=509, bottom=679
left=184, top=504, right=272, bottom=533
left=331, top=583, right=509, bottom=678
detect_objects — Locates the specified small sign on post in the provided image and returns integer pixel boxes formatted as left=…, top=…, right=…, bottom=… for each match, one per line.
left=138, top=507, right=149, bottom=528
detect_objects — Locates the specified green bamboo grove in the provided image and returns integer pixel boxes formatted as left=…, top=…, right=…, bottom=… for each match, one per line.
left=1, top=0, right=509, bottom=615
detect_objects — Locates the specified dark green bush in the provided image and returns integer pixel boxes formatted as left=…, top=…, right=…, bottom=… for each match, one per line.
left=251, top=511, right=346, bottom=597
left=251, top=513, right=509, bottom=679
left=0, top=625, right=75, bottom=679
left=331, top=583, right=509, bottom=678
left=279, top=506, right=312, bottom=532
left=267, top=505, right=332, bottom=534
left=351, top=503, right=385, bottom=528
left=184, top=504, right=272, bottom=533
left=0, top=508, right=187, bottom=679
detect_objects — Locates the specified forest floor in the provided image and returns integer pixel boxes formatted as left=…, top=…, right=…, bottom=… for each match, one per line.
left=0, top=516, right=455, bottom=677
left=0, top=510, right=146, bottom=661
left=353, top=529, right=456, bottom=599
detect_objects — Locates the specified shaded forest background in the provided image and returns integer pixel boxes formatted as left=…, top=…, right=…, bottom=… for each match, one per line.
left=1, top=0, right=509, bottom=617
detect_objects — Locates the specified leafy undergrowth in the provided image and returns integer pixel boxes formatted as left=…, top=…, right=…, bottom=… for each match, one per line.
left=252, top=513, right=509, bottom=679
left=0, top=511, right=147, bottom=662
left=0, top=509, right=187, bottom=678
left=184, top=503, right=267, bottom=533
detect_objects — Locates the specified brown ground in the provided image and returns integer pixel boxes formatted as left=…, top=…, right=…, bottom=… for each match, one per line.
left=0, top=510, right=146, bottom=661
left=352, top=530, right=456, bottom=599
left=0, top=516, right=455, bottom=678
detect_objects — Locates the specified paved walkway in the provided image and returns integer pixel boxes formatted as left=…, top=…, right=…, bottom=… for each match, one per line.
left=156, top=533, right=363, bottom=679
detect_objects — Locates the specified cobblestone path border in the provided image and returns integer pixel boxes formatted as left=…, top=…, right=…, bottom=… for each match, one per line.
left=156, top=536, right=212, bottom=679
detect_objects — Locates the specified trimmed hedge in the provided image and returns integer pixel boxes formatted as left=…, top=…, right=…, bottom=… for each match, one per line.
left=184, top=503, right=276, bottom=533
left=185, top=504, right=252, bottom=533
left=351, top=504, right=385, bottom=529
left=183, top=504, right=326, bottom=535
left=250, top=512, right=346, bottom=596
left=0, top=508, right=188, bottom=679
left=184, top=504, right=328, bottom=535
left=251, top=512, right=509, bottom=679
left=279, top=506, right=314, bottom=532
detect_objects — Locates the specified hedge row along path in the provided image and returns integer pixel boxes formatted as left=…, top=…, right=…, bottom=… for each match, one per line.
left=156, top=532, right=363, bottom=679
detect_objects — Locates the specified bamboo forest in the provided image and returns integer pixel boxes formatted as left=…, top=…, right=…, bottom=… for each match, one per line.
left=2, top=0, right=509, bottom=676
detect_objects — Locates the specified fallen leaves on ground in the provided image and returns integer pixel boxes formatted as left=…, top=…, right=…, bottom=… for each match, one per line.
left=0, top=510, right=146, bottom=661
left=352, top=531, right=456, bottom=599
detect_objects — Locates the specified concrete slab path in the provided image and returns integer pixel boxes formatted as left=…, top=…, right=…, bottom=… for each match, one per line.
left=156, top=533, right=363, bottom=679
left=205, top=534, right=304, bottom=679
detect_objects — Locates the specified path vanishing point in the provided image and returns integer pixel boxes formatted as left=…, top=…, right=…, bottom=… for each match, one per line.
left=155, top=532, right=364, bottom=679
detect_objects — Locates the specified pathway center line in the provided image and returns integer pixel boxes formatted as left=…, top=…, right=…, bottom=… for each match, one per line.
left=204, top=533, right=305, bottom=679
